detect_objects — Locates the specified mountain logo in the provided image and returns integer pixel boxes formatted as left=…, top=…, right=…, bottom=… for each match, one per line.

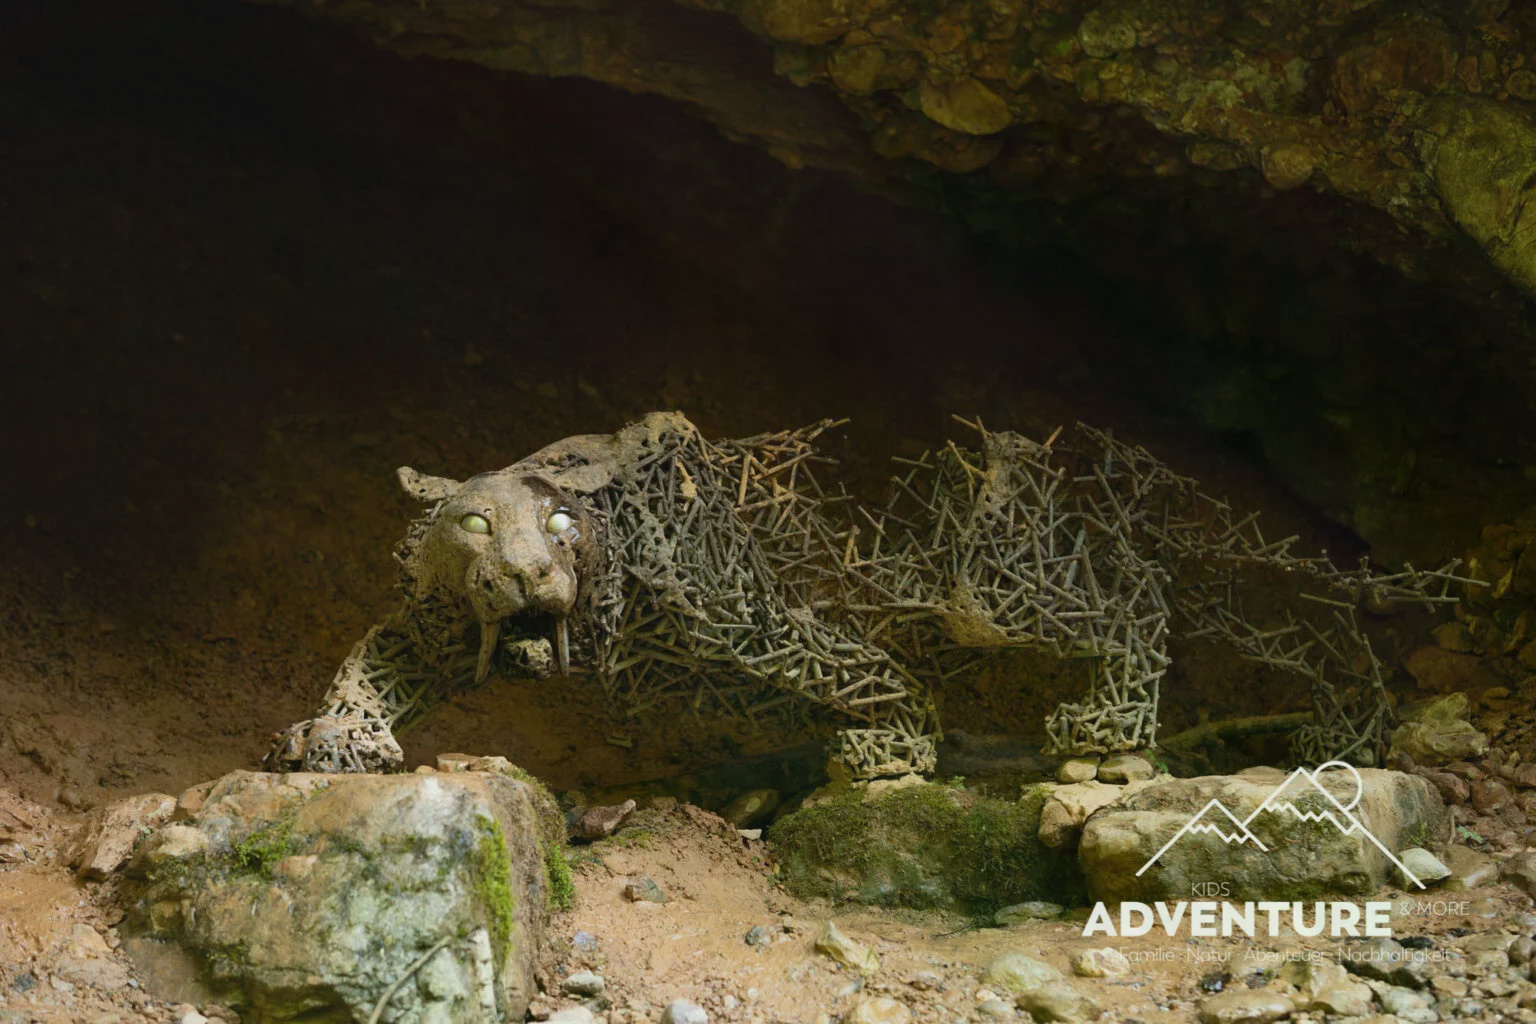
left=1135, top=761, right=1425, bottom=889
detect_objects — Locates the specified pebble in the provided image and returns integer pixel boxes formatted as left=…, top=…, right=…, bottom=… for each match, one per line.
left=660, top=1000, right=708, bottom=1024
left=1016, top=982, right=1100, bottom=1023
left=172, top=1006, right=208, bottom=1024
left=975, top=998, right=1015, bottom=1019
left=744, top=926, right=770, bottom=947
left=1097, top=752, right=1155, bottom=783
left=980, top=953, right=1062, bottom=995
left=994, top=901, right=1064, bottom=924
left=570, top=800, right=637, bottom=841
left=548, top=1009, right=596, bottom=1024
left=1196, top=990, right=1295, bottom=1023
left=845, top=997, right=911, bottom=1024
left=1398, top=847, right=1451, bottom=884
left=1071, top=947, right=1129, bottom=978
left=814, top=920, right=879, bottom=974
left=562, top=971, right=606, bottom=997
left=623, top=877, right=666, bottom=904
left=1057, top=757, right=1100, bottom=784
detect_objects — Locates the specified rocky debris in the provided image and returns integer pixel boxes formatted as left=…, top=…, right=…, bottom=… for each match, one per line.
left=561, top=971, right=605, bottom=997
left=570, top=799, right=638, bottom=841
left=1502, top=851, right=1536, bottom=896
left=548, top=1008, right=596, bottom=1023
left=845, top=996, right=911, bottom=1023
left=1070, top=947, right=1129, bottom=978
left=1398, top=847, right=1452, bottom=885
left=1196, top=989, right=1295, bottom=1023
left=979, top=953, right=1061, bottom=997
left=1392, top=693, right=1490, bottom=765
left=1342, top=938, right=1430, bottom=989
left=1097, top=753, right=1154, bottom=784
left=622, top=877, right=667, bottom=904
left=127, top=769, right=561, bottom=1023
left=995, top=901, right=1064, bottom=924
left=814, top=921, right=879, bottom=975
left=660, top=999, right=709, bottom=1024
left=1056, top=757, right=1099, bottom=784
left=69, top=793, right=176, bottom=880
left=1080, top=768, right=1447, bottom=901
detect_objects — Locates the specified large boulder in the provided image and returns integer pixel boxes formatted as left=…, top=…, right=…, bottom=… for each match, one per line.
left=127, top=769, right=562, bottom=1024
left=1080, top=767, right=1447, bottom=902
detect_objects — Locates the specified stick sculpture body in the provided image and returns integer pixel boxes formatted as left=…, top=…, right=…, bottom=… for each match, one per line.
left=265, top=413, right=1468, bottom=778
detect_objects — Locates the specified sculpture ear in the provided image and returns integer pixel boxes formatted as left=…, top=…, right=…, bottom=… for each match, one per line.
left=397, top=466, right=462, bottom=502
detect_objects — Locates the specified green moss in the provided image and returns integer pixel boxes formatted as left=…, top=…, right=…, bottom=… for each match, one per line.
left=769, top=782, right=1084, bottom=914
left=233, top=818, right=296, bottom=879
left=543, top=842, right=575, bottom=913
left=472, top=815, right=516, bottom=962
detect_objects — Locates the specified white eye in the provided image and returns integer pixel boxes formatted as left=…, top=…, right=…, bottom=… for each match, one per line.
left=459, top=513, right=491, bottom=535
left=545, top=511, right=573, bottom=534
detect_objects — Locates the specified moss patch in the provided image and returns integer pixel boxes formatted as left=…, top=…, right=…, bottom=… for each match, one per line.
left=472, top=814, right=516, bottom=961
left=769, top=783, right=1084, bottom=914
left=232, top=818, right=296, bottom=879
left=543, top=842, right=575, bottom=913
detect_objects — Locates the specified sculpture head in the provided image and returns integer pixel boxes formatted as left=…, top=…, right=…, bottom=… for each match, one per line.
left=395, top=432, right=620, bottom=679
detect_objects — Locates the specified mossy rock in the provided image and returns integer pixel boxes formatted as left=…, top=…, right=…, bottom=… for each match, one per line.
left=769, top=782, right=1084, bottom=914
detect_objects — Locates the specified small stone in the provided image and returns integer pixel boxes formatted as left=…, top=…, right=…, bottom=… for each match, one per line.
left=1097, top=753, right=1155, bottom=783
left=1503, top=851, right=1536, bottom=895
left=744, top=926, right=771, bottom=947
left=917, top=77, right=1012, bottom=136
left=1308, top=980, right=1373, bottom=1016
left=845, top=997, right=911, bottom=1024
left=173, top=1007, right=208, bottom=1024
left=1419, top=770, right=1471, bottom=805
left=562, top=971, right=606, bottom=997
left=906, top=971, right=943, bottom=991
left=975, top=998, right=1015, bottom=1019
left=980, top=953, right=1062, bottom=996
left=1197, top=990, right=1295, bottom=1023
left=814, top=921, right=879, bottom=975
left=1429, top=974, right=1467, bottom=998
left=1071, top=947, right=1130, bottom=978
left=1260, top=144, right=1316, bottom=190
left=995, top=901, right=1065, bottom=924
left=1057, top=757, right=1100, bottom=784
left=1016, top=982, right=1100, bottom=1023
left=1442, top=845, right=1499, bottom=891
left=1472, top=778, right=1514, bottom=814
left=1398, top=847, right=1451, bottom=885
left=660, top=999, right=708, bottom=1024
left=571, top=800, right=636, bottom=841
left=623, top=877, right=667, bottom=904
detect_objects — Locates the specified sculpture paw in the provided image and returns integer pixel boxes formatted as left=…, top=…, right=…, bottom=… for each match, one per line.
left=263, top=715, right=404, bottom=774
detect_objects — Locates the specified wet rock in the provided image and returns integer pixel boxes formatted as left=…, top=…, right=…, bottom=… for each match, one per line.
left=1071, top=947, right=1129, bottom=978
left=660, top=1000, right=708, bottom=1024
left=1081, top=769, right=1447, bottom=902
left=1196, top=990, right=1295, bottom=1023
left=70, top=793, right=177, bottom=880
left=1097, top=753, right=1154, bottom=784
left=845, top=996, right=911, bottom=1024
left=1391, top=692, right=1489, bottom=764
left=129, top=769, right=559, bottom=1023
left=1398, top=847, right=1451, bottom=885
left=995, top=901, right=1064, bottom=924
left=571, top=799, right=637, bottom=841
left=1016, top=982, right=1100, bottom=1023
left=980, top=953, right=1061, bottom=996
left=1056, top=758, right=1100, bottom=784
left=1442, top=845, right=1498, bottom=891
left=814, top=921, right=878, bottom=975
left=721, top=789, right=779, bottom=828
left=622, top=877, right=666, bottom=904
